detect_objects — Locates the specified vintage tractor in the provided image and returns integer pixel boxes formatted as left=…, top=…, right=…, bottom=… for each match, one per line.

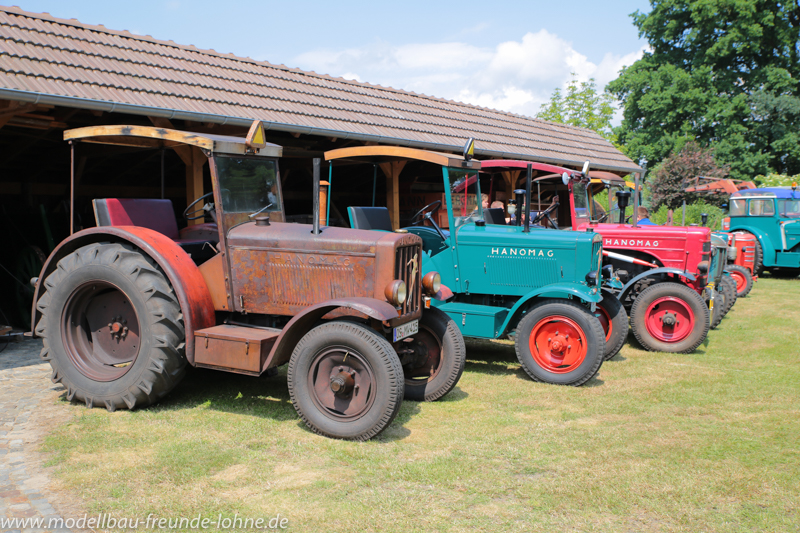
left=29, top=122, right=464, bottom=441
left=323, top=146, right=608, bottom=387
left=479, top=161, right=714, bottom=354
left=721, top=186, right=800, bottom=278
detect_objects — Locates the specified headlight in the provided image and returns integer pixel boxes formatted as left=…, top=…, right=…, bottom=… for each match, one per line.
left=585, top=270, right=598, bottom=284
left=727, top=246, right=737, bottom=260
left=422, top=272, right=441, bottom=295
left=385, top=279, right=407, bottom=307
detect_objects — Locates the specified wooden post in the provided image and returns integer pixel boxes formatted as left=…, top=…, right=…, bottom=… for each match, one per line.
left=186, top=146, right=206, bottom=226
left=379, top=161, right=406, bottom=230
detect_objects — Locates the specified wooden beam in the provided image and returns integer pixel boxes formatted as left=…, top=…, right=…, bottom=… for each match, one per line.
left=379, top=161, right=406, bottom=230
left=148, top=116, right=193, bottom=166
left=186, top=146, right=206, bottom=226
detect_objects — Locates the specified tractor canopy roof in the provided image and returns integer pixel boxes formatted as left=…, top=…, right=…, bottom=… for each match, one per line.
left=324, top=145, right=480, bottom=170
left=63, top=123, right=283, bottom=158
left=732, top=187, right=799, bottom=199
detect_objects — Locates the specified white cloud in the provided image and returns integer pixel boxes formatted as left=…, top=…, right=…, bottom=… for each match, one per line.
left=292, top=31, right=645, bottom=120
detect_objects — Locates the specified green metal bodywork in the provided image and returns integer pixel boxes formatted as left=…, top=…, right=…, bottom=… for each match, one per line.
left=726, top=195, right=800, bottom=268
left=340, top=163, right=603, bottom=340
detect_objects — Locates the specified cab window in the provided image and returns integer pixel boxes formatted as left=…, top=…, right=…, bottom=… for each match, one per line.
left=748, top=199, right=775, bottom=216
left=778, top=199, right=800, bottom=217
left=448, top=170, right=482, bottom=229
left=729, top=198, right=746, bottom=216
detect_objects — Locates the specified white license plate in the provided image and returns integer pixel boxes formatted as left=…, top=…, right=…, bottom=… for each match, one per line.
left=393, top=319, right=418, bottom=342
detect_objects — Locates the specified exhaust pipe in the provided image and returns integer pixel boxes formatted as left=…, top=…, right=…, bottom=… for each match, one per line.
left=312, top=158, right=321, bottom=235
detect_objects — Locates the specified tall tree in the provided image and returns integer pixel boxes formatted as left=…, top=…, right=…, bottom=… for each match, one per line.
left=649, top=141, right=730, bottom=210
left=537, top=75, right=617, bottom=141
left=608, top=0, right=800, bottom=180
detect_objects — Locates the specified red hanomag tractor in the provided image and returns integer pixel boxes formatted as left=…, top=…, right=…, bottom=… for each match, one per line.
left=29, top=122, right=464, bottom=441
left=479, top=161, right=713, bottom=354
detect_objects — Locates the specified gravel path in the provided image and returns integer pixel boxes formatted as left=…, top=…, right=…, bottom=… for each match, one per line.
left=0, top=338, right=74, bottom=533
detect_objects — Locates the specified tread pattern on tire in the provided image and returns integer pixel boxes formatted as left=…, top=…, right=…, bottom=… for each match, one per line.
left=629, top=282, right=709, bottom=353
left=514, top=299, right=605, bottom=387
left=726, top=264, right=754, bottom=297
left=718, top=275, right=737, bottom=316
left=287, top=321, right=404, bottom=441
left=598, top=292, right=628, bottom=361
left=404, top=307, right=466, bottom=402
left=36, top=243, right=186, bottom=411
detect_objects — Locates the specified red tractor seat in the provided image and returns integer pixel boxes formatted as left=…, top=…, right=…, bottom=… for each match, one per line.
left=92, top=199, right=219, bottom=264
left=93, top=198, right=182, bottom=240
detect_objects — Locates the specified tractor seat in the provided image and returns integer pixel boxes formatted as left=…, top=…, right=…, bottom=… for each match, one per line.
left=92, top=198, right=218, bottom=251
left=348, top=206, right=393, bottom=231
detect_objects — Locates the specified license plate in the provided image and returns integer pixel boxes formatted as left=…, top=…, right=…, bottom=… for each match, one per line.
left=393, top=319, right=418, bottom=342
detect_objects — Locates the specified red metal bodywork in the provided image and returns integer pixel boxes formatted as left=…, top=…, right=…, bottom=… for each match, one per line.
left=727, top=232, right=757, bottom=275
left=31, top=226, right=216, bottom=365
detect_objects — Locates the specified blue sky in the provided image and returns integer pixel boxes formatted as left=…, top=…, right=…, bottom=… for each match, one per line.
left=12, top=1, right=651, bottom=118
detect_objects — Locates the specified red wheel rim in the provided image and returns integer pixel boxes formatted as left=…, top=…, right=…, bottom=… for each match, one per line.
left=596, top=306, right=612, bottom=342
left=644, top=296, right=695, bottom=343
left=528, top=315, right=588, bottom=374
left=730, top=270, right=747, bottom=293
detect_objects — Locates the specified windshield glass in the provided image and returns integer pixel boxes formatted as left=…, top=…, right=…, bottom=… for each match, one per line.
left=447, top=169, right=482, bottom=229
left=729, top=198, right=746, bottom=216
left=215, top=156, right=281, bottom=214
left=572, top=180, right=591, bottom=225
left=779, top=199, right=800, bottom=217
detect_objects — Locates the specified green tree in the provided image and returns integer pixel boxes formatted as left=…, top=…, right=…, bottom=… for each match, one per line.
left=608, top=0, right=800, bottom=180
left=537, top=75, right=617, bottom=142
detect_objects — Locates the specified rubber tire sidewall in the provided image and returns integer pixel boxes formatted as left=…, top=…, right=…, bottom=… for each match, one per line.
left=629, top=282, right=709, bottom=353
left=38, top=243, right=186, bottom=410
left=514, top=299, right=605, bottom=386
left=287, top=321, right=404, bottom=441
left=403, top=307, right=466, bottom=402
left=727, top=264, right=754, bottom=297
left=718, top=275, right=737, bottom=316
left=597, top=291, right=629, bottom=361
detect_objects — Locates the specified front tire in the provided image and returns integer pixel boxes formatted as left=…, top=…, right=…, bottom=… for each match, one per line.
left=35, top=243, right=187, bottom=411
left=718, top=275, right=738, bottom=316
left=629, top=282, right=709, bottom=353
left=595, top=292, right=628, bottom=361
left=727, top=265, right=753, bottom=297
left=287, top=321, right=404, bottom=441
left=741, top=232, right=764, bottom=276
left=402, top=308, right=466, bottom=401
left=514, top=299, right=605, bottom=386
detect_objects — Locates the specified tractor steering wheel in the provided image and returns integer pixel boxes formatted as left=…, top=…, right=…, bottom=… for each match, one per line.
left=531, top=198, right=559, bottom=226
left=410, top=200, right=442, bottom=226
left=184, top=192, right=215, bottom=221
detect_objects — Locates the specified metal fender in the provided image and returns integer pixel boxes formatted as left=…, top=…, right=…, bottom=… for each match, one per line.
left=30, top=226, right=216, bottom=365
left=431, top=283, right=454, bottom=302
left=262, top=297, right=400, bottom=371
left=729, top=224, right=775, bottom=261
left=497, top=282, right=601, bottom=337
left=618, top=267, right=696, bottom=302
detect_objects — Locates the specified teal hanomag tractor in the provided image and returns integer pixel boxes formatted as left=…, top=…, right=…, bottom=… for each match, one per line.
left=324, top=145, right=611, bottom=386
left=722, top=187, right=800, bottom=277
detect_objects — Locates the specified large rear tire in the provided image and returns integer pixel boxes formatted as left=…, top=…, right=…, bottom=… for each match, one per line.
left=402, top=308, right=465, bottom=401
left=35, top=243, right=186, bottom=411
left=595, top=292, right=628, bottom=361
left=514, top=299, right=605, bottom=386
left=727, top=265, right=753, bottom=297
left=287, top=321, right=404, bottom=441
left=629, top=282, right=709, bottom=353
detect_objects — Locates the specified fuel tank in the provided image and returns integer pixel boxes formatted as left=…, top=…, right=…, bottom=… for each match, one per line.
left=223, top=222, right=422, bottom=318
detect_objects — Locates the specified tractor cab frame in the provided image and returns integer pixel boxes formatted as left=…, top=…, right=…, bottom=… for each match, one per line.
left=29, top=121, right=463, bottom=441
left=324, top=146, right=610, bottom=386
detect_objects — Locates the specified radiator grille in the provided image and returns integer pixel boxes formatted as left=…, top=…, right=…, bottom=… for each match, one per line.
left=488, top=256, right=558, bottom=287
left=395, top=244, right=422, bottom=316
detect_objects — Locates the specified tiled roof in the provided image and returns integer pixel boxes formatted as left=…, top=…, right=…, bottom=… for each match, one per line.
left=0, top=6, right=641, bottom=173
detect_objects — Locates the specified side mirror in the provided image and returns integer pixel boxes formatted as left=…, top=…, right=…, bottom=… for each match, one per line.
left=562, top=172, right=570, bottom=186
left=582, top=160, right=590, bottom=175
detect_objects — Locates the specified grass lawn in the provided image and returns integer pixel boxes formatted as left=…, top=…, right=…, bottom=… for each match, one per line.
left=43, top=277, right=800, bottom=532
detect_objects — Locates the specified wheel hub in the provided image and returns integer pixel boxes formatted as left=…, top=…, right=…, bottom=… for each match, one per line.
left=309, top=348, right=375, bottom=419
left=330, top=368, right=356, bottom=397
left=661, top=311, right=677, bottom=327
left=529, top=317, right=587, bottom=374
left=644, top=296, right=696, bottom=343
